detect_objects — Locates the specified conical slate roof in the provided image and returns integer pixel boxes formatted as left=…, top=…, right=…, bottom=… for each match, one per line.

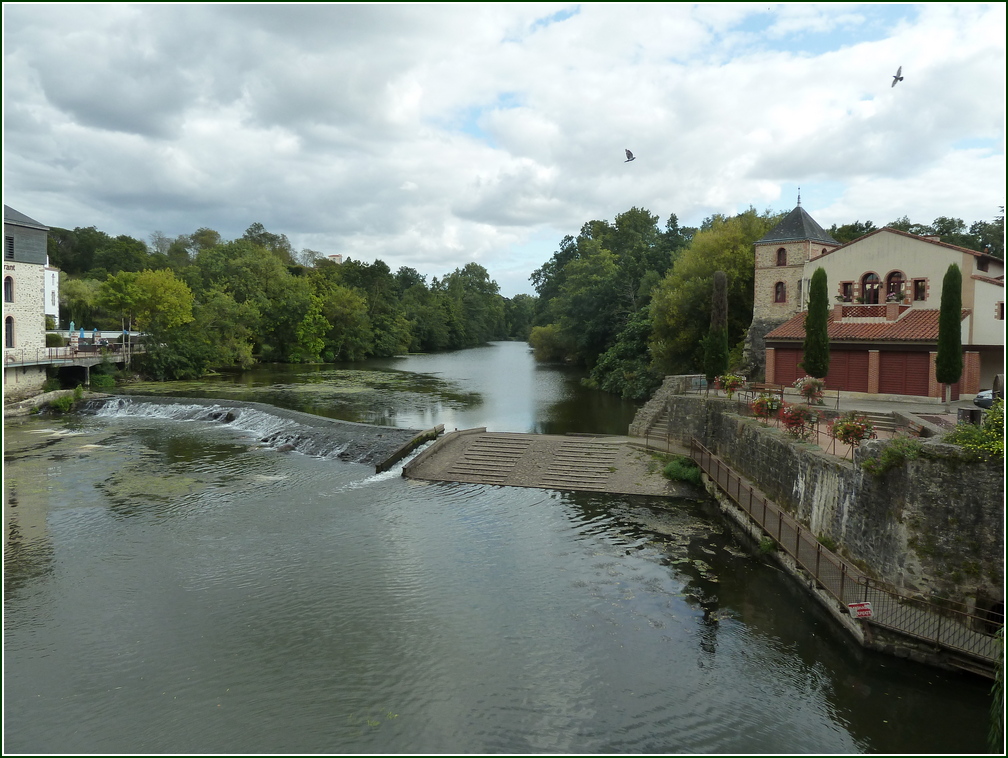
left=756, top=205, right=837, bottom=245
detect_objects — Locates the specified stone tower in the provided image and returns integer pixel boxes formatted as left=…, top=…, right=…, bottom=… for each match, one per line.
left=743, top=194, right=839, bottom=380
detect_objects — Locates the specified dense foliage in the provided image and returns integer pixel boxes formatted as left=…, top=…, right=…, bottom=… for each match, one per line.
left=530, top=207, right=694, bottom=399
left=51, top=223, right=532, bottom=379
left=650, top=208, right=782, bottom=375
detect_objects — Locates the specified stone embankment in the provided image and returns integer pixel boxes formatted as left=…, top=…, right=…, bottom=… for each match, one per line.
left=632, top=378, right=1004, bottom=609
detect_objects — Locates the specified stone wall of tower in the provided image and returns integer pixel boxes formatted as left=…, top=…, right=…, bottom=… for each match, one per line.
left=752, top=240, right=809, bottom=324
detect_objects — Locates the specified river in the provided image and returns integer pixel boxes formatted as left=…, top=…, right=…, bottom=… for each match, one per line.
left=2, top=341, right=996, bottom=754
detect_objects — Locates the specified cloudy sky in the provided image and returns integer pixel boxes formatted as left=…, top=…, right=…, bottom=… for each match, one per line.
left=3, top=3, right=1005, bottom=296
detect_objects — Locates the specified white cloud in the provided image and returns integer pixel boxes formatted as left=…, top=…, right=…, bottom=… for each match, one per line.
left=3, top=2, right=1004, bottom=297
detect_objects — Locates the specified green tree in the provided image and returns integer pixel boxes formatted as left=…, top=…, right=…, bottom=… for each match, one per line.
left=318, top=282, right=373, bottom=360
left=242, top=222, right=295, bottom=265
left=94, top=234, right=151, bottom=274
left=96, top=271, right=142, bottom=331
left=132, top=269, right=195, bottom=333
left=59, top=275, right=103, bottom=329
left=587, top=309, right=661, bottom=400
left=936, top=263, right=963, bottom=408
left=503, top=293, right=537, bottom=340
left=651, top=208, right=782, bottom=374
left=801, top=267, right=830, bottom=379
left=703, top=271, right=729, bottom=385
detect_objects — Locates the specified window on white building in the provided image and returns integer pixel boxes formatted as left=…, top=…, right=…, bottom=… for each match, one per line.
left=3, top=276, right=13, bottom=302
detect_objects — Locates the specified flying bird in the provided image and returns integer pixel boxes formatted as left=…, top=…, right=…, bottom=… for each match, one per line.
left=624, top=149, right=636, bottom=162
left=891, top=66, right=903, bottom=87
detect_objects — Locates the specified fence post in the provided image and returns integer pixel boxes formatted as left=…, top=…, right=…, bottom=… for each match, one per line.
left=795, top=525, right=801, bottom=561
left=840, top=563, right=847, bottom=602
left=815, top=542, right=821, bottom=579
left=777, top=509, right=783, bottom=542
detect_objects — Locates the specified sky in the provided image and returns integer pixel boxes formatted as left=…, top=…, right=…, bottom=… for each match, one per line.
left=2, top=3, right=1005, bottom=297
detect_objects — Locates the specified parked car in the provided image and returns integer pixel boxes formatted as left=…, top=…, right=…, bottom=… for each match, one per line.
left=974, top=389, right=996, bottom=409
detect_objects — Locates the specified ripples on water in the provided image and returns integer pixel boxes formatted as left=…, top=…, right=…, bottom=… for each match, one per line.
left=3, top=413, right=995, bottom=755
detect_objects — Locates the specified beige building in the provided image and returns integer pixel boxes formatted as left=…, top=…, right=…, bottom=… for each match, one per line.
left=758, top=220, right=1004, bottom=398
left=4, top=205, right=54, bottom=398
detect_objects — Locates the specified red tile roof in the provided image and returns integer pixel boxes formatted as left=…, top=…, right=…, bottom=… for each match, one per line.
left=765, top=308, right=970, bottom=343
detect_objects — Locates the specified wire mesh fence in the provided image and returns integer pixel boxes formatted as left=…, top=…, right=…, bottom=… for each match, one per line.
left=690, top=438, right=1002, bottom=665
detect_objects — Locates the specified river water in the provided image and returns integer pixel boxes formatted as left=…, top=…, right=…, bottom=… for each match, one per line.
left=3, top=342, right=996, bottom=754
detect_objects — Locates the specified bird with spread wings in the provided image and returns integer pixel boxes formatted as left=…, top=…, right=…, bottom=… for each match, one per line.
left=624, top=149, right=636, bottom=162
left=891, top=66, right=903, bottom=87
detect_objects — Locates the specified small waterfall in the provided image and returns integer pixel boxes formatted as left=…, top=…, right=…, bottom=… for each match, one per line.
left=84, top=395, right=420, bottom=465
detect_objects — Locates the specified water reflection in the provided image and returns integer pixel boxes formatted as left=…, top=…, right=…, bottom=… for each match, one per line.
left=116, top=341, right=640, bottom=435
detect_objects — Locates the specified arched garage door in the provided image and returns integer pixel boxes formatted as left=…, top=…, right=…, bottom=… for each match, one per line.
left=879, top=351, right=931, bottom=397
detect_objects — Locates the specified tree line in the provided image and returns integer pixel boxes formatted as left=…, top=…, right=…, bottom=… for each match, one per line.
left=52, top=223, right=536, bottom=380
left=529, top=206, right=1003, bottom=400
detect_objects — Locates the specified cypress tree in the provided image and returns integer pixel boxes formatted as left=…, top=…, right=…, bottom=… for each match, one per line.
left=703, top=271, right=729, bottom=385
left=936, top=263, right=963, bottom=403
left=801, top=267, right=830, bottom=378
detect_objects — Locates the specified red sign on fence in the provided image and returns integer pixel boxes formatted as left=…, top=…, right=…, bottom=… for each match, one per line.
left=847, top=601, right=873, bottom=619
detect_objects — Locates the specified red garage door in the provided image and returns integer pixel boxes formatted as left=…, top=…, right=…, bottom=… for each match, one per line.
left=773, top=348, right=801, bottom=386
left=825, top=351, right=870, bottom=393
left=879, top=352, right=931, bottom=396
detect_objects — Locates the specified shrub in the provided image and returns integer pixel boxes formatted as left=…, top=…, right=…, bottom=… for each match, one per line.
left=90, top=373, right=115, bottom=390
left=942, top=399, right=1004, bottom=461
left=860, top=435, right=924, bottom=476
left=759, top=536, right=778, bottom=554
left=48, top=394, right=74, bottom=413
left=73, top=384, right=84, bottom=401
left=779, top=402, right=818, bottom=440
left=663, top=456, right=702, bottom=485
left=817, top=534, right=838, bottom=552
left=45, top=332, right=66, bottom=347
left=793, top=375, right=825, bottom=404
left=42, top=377, right=61, bottom=392
left=750, top=393, right=782, bottom=422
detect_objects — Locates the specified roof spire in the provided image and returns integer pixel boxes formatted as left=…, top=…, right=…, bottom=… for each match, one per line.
left=797, top=187, right=801, bottom=207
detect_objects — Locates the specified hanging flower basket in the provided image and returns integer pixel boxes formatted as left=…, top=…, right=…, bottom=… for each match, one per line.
left=751, top=393, right=782, bottom=422
left=717, top=373, right=744, bottom=399
left=779, top=402, right=818, bottom=440
left=793, top=376, right=825, bottom=405
left=827, top=412, right=877, bottom=456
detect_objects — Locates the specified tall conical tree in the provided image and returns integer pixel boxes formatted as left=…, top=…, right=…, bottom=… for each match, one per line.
left=801, top=267, right=830, bottom=378
left=703, top=271, right=729, bottom=388
left=936, top=263, right=963, bottom=409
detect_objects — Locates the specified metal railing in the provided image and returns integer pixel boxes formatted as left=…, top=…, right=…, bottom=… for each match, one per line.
left=4, top=343, right=143, bottom=367
left=690, top=438, right=1002, bottom=666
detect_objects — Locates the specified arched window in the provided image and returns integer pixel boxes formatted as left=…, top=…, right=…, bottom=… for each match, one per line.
left=5, top=316, right=14, bottom=348
left=885, top=271, right=905, bottom=301
left=776, top=248, right=787, bottom=266
left=861, top=273, right=880, bottom=304
left=774, top=282, right=786, bottom=303
left=3, top=276, right=12, bottom=302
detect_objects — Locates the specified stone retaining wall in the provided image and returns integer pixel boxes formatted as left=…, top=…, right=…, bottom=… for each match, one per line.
left=631, top=379, right=1004, bottom=607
